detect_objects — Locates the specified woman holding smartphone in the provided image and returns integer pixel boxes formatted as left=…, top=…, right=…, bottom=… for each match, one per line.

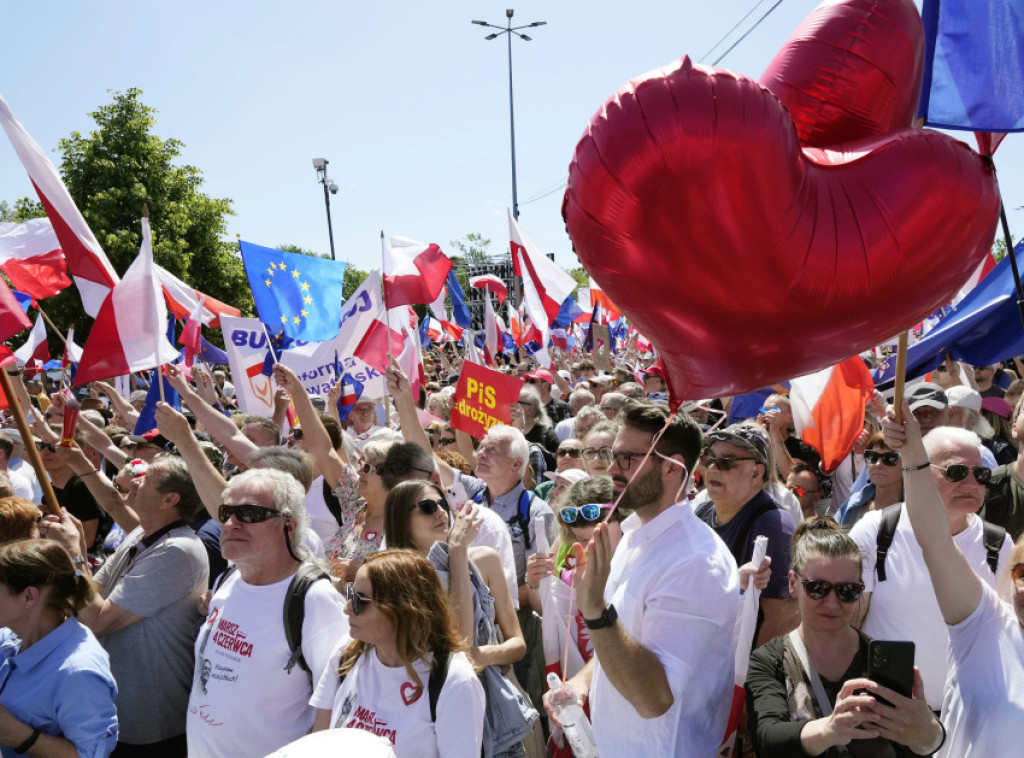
left=745, top=517, right=943, bottom=757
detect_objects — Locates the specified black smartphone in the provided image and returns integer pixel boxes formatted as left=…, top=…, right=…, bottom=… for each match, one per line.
left=867, top=640, right=915, bottom=706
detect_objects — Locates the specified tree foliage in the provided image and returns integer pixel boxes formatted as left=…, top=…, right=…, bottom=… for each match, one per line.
left=0, top=198, right=45, bottom=223
left=43, top=88, right=250, bottom=336
left=449, top=232, right=493, bottom=265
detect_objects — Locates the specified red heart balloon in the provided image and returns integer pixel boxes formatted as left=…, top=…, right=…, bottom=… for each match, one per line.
left=563, top=0, right=999, bottom=400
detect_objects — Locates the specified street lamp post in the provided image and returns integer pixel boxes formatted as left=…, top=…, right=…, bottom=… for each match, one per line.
left=471, top=10, right=546, bottom=222
left=312, top=157, right=338, bottom=260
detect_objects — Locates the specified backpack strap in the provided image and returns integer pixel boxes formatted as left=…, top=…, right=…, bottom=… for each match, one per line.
left=982, top=520, right=1007, bottom=576
left=322, top=477, right=344, bottom=527
left=517, top=490, right=535, bottom=551
left=283, top=563, right=331, bottom=682
left=428, top=649, right=451, bottom=722
left=875, top=503, right=904, bottom=583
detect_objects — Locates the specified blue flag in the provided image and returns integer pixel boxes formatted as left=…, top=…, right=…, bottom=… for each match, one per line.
left=239, top=241, right=347, bottom=342
left=336, top=373, right=365, bottom=422
left=133, top=318, right=181, bottom=434
left=198, top=335, right=229, bottom=366
left=261, top=331, right=297, bottom=377
left=552, top=296, right=586, bottom=328
left=918, top=0, right=1024, bottom=132
left=446, top=270, right=472, bottom=329
left=11, top=290, right=32, bottom=314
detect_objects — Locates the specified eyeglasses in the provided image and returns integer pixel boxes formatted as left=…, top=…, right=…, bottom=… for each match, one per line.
left=932, top=463, right=992, bottom=484
left=217, top=503, right=284, bottom=524
left=793, top=574, right=865, bottom=603
left=360, top=462, right=385, bottom=476
left=560, top=503, right=612, bottom=524
left=121, top=442, right=140, bottom=451
left=439, top=437, right=456, bottom=446
left=524, top=378, right=538, bottom=385
left=699, top=453, right=758, bottom=471
left=411, top=498, right=449, bottom=516
left=557, top=448, right=583, bottom=459
left=36, top=442, right=56, bottom=453
left=346, top=586, right=375, bottom=615
left=934, top=364, right=949, bottom=373
left=582, top=447, right=613, bottom=462
left=610, top=450, right=649, bottom=470
left=864, top=450, right=901, bottom=467
left=787, top=485, right=818, bottom=498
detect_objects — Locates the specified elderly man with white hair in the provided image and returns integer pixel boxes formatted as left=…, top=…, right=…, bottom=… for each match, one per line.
left=186, top=468, right=348, bottom=758
left=947, top=385, right=1000, bottom=468
left=849, top=425, right=1013, bottom=711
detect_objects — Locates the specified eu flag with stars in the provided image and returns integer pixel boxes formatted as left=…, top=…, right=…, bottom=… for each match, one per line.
left=239, top=241, right=347, bottom=342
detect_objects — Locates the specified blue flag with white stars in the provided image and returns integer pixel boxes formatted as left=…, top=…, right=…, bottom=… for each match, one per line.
left=239, top=241, right=347, bottom=342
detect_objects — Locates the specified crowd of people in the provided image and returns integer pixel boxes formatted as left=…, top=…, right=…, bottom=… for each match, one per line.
left=0, top=347, right=1022, bottom=757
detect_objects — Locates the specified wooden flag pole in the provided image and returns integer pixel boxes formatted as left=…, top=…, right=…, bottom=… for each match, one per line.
left=0, top=368, right=61, bottom=515
left=892, top=332, right=909, bottom=424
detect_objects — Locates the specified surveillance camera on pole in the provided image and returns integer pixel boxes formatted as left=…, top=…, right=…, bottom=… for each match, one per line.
left=312, top=158, right=337, bottom=259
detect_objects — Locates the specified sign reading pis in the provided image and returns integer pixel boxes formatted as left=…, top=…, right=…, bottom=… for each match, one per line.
left=451, top=362, right=524, bottom=440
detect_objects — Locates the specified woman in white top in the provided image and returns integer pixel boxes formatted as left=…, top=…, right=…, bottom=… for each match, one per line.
left=310, top=550, right=485, bottom=757
left=883, top=402, right=1024, bottom=756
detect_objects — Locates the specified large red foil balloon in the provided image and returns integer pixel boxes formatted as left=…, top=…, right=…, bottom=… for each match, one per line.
left=563, top=0, right=998, bottom=400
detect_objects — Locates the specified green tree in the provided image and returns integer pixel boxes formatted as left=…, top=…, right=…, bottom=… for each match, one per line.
left=50, top=88, right=250, bottom=336
left=449, top=232, right=493, bottom=265
left=0, top=197, right=45, bottom=223
left=567, top=266, right=589, bottom=293
left=993, top=234, right=1017, bottom=263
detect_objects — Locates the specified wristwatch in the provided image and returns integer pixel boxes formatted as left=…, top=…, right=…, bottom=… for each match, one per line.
left=583, top=604, right=618, bottom=630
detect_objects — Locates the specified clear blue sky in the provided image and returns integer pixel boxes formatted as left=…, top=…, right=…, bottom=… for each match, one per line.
left=1, top=1, right=1021, bottom=277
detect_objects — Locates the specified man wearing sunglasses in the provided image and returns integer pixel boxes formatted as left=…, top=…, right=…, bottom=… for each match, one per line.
left=849, top=425, right=1013, bottom=711
left=786, top=461, right=823, bottom=520
left=187, top=469, right=348, bottom=758
left=544, top=400, right=740, bottom=757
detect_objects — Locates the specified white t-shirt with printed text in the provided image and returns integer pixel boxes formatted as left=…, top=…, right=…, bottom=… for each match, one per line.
left=186, top=569, right=348, bottom=758
left=310, top=641, right=484, bottom=758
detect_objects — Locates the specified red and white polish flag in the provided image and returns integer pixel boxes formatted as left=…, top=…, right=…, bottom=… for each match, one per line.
left=382, top=235, right=452, bottom=308
left=0, top=218, right=71, bottom=299
left=0, top=92, right=119, bottom=316
left=13, top=315, right=49, bottom=375
left=154, top=264, right=241, bottom=328
left=508, top=210, right=576, bottom=346
left=74, top=217, right=179, bottom=385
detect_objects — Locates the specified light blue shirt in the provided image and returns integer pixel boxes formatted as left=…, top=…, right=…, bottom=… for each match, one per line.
left=0, top=619, right=118, bottom=758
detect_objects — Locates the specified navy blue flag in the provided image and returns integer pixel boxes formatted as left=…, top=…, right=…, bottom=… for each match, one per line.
left=446, top=270, right=472, bottom=329
left=419, top=315, right=431, bottom=350
left=133, top=318, right=181, bottom=434
left=239, top=241, right=347, bottom=342
left=583, top=303, right=600, bottom=353
left=918, top=0, right=1024, bottom=132
left=552, top=295, right=586, bottom=329
left=261, top=331, right=297, bottom=377
left=874, top=246, right=1024, bottom=389
left=12, top=290, right=32, bottom=314
left=198, top=335, right=229, bottom=366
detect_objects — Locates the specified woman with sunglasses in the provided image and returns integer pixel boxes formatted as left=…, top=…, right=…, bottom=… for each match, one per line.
left=883, top=405, right=1024, bottom=756
left=383, top=481, right=537, bottom=758
left=837, top=433, right=905, bottom=528
left=273, top=364, right=394, bottom=585
left=311, top=550, right=485, bottom=757
left=746, top=517, right=942, bottom=757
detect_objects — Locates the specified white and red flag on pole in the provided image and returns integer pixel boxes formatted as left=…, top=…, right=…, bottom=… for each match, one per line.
left=508, top=210, right=575, bottom=347
left=382, top=236, right=452, bottom=307
left=790, top=356, right=876, bottom=473
left=154, top=264, right=240, bottom=328
left=0, top=92, right=119, bottom=316
left=74, top=217, right=179, bottom=385
left=178, top=295, right=205, bottom=368
left=14, top=315, right=48, bottom=375
left=469, top=274, right=508, bottom=306
left=0, top=218, right=72, bottom=299
left=482, top=292, right=500, bottom=364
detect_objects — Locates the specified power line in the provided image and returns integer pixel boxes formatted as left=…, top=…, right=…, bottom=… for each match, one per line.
left=712, top=0, right=787, bottom=67
left=520, top=181, right=568, bottom=206
left=698, top=0, right=770, bottom=64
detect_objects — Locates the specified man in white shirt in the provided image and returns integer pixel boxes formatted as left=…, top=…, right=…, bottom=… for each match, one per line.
left=186, top=468, right=348, bottom=757
left=0, top=432, right=33, bottom=501
left=545, top=400, right=739, bottom=756
left=849, top=425, right=1013, bottom=709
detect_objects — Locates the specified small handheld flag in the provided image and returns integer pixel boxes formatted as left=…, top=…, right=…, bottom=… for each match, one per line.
left=336, top=374, right=365, bottom=422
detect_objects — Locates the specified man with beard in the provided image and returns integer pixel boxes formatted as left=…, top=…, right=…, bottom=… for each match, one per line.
left=543, top=400, right=739, bottom=757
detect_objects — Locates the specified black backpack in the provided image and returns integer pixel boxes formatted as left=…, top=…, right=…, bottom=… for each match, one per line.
left=875, top=503, right=1005, bottom=582
left=211, top=563, right=330, bottom=684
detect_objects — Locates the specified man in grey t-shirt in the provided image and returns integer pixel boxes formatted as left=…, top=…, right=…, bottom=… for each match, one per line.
left=80, top=455, right=209, bottom=756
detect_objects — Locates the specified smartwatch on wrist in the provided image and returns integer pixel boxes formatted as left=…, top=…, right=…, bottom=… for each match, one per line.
left=583, top=604, right=618, bottom=630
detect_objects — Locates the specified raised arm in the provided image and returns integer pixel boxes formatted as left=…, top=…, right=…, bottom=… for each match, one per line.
left=53, top=441, right=139, bottom=533
left=882, top=400, right=983, bottom=625
left=385, top=356, right=458, bottom=489
left=92, top=380, right=140, bottom=429
left=164, top=364, right=258, bottom=464
left=76, top=414, right=128, bottom=470
left=155, top=402, right=228, bottom=520
left=272, top=365, right=350, bottom=484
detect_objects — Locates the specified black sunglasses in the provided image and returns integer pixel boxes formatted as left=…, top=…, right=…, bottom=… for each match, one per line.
left=36, top=442, right=56, bottom=453
left=439, top=437, right=456, bottom=446
left=787, top=485, right=818, bottom=498
left=561, top=503, right=611, bottom=524
left=360, top=462, right=386, bottom=476
left=218, top=503, right=284, bottom=524
left=557, top=448, right=583, bottom=459
left=346, top=586, right=374, bottom=616
left=794, top=574, right=865, bottom=603
left=699, top=453, right=757, bottom=471
left=932, top=463, right=992, bottom=484
left=411, top=498, right=449, bottom=516
left=864, top=450, right=901, bottom=467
